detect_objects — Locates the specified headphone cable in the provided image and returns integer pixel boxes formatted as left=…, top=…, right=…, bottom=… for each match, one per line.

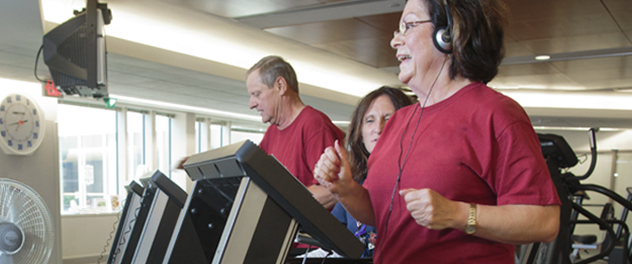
left=378, top=55, right=449, bottom=263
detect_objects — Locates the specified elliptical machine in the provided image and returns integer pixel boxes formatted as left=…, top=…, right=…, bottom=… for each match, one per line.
left=522, top=128, right=632, bottom=264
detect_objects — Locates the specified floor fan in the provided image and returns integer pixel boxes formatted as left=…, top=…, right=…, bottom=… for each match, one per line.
left=0, top=178, right=54, bottom=264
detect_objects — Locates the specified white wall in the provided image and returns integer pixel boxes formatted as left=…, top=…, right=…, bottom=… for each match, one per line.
left=0, top=81, right=62, bottom=264
left=61, top=214, right=119, bottom=263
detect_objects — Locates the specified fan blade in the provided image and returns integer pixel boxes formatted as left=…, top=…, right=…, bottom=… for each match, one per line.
left=0, top=184, right=23, bottom=223
left=0, top=252, right=14, bottom=264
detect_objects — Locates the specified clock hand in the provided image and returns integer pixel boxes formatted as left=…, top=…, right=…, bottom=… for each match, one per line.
left=7, top=120, right=28, bottom=126
left=13, top=120, right=28, bottom=131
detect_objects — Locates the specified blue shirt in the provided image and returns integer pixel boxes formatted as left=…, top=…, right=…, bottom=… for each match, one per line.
left=331, top=202, right=376, bottom=257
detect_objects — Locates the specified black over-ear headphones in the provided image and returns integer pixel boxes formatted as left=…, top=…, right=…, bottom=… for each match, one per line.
left=433, top=0, right=453, bottom=54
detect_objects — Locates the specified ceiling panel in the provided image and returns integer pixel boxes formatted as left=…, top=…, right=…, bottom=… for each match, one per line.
left=543, top=56, right=632, bottom=89
left=491, top=73, right=577, bottom=89
left=505, top=0, right=602, bottom=23
left=265, top=18, right=391, bottom=45
left=0, top=0, right=44, bottom=50
left=564, top=70, right=632, bottom=90
left=106, top=72, right=150, bottom=86
left=264, top=11, right=401, bottom=67
left=503, top=41, right=539, bottom=57
left=497, top=63, right=563, bottom=77
left=355, top=12, right=401, bottom=33
left=550, top=55, right=632, bottom=73
left=504, top=0, right=632, bottom=55
left=233, top=0, right=405, bottom=29
left=0, top=47, right=37, bottom=69
left=605, top=0, right=632, bottom=31
left=158, top=0, right=348, bottom=18
left=314, top=37, right=397, bottom=68
left=515, top=32, right=632, bottom=55
left=0, top=46, right=45, bottom=83
left=507, top=12, right=617, bottom=41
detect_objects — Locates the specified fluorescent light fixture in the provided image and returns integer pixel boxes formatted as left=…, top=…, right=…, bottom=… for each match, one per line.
left=535, top=55, right=551, bottom=61
left=514, top=84, right=547, bottom=90
left=539, top=86, right=586, bottom=91
left=0, top=78, right=43, bottom=98
left=41, top=0, right=85, bottom=23
left=502, top=91, right=632, bottom=110
left=533, top=126, right=622, bottom=132
left=495, top=86, right=520, bottom=90
left=533, top=126, right=592, bottom=131
left=332, top=120, right=351, bottom=126
left=493, top=85, right=587, bottom=91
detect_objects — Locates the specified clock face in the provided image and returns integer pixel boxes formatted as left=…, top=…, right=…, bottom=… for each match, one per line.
left=0, top=94, right=46, bottom=155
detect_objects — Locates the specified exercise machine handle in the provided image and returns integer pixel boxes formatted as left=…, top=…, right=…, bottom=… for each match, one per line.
left=575, top=127, right=598, bottom=180
left=570, top=202, right=616, bottom=264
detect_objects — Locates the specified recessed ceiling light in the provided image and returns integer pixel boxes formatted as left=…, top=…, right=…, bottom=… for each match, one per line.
left=535, top=55, right=551, bottom=61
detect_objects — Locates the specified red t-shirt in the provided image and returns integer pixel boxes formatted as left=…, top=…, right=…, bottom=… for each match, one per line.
left=364, top=82, right=561, bottom=263
left=259, top=106, right=344, bottom=187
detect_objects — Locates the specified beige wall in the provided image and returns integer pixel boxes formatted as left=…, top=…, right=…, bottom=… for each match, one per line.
left=0, top=85, right=62, bottom=264
left=61, top=214, right=119, bottom=263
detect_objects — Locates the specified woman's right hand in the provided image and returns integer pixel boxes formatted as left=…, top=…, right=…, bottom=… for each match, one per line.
left=315, top=140, right=375, bottom=225
left=314, top=140, right=354, bottom=195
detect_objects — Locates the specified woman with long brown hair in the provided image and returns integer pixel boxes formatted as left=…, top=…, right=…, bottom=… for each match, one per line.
left=331, top=86, right=413, bottom=257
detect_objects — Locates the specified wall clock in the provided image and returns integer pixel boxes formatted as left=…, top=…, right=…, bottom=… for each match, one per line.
left=0, top=93, right=46, bottom=155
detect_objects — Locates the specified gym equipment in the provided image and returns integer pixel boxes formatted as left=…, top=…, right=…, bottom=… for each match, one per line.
left=520, top=128, right=632, bottom=264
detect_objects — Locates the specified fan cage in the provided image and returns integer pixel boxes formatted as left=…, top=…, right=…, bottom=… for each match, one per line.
left=0, top=179, right=54, bottom=264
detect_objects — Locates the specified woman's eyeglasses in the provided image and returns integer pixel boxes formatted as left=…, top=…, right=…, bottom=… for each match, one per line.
left=393, top=20, right=432, bottom=37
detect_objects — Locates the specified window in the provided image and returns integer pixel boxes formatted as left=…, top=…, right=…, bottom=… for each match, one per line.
left=59, top=103, right=268, bottom=214
left=58, top=104, right=117, bottom=214
left=210, top=124, right=225, bottom=149
left=230, top=127, right=264, bottom=145
left=195, top=121, right=264, bottom=151
left=127, top=111, right=145, bottom=181
left=156, top=114, right=171, bottom=177
left=58, top=105, right=173, bottom=214
left=195, top=121, right=201, bottom=153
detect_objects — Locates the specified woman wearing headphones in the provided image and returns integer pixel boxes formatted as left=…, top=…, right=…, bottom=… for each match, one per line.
left=314, top=0, right=561, bottom=263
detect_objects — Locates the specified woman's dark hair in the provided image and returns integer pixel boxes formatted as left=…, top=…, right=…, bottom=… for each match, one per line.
left=346, top=86, right=414, bottom=182
left=427, top=0, right=507, bottom=84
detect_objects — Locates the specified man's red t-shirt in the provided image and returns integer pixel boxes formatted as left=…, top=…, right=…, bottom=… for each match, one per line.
left=259, top=106, right=344, bottom=187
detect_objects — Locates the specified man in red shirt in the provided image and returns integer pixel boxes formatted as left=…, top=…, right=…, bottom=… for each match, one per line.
left=246, top=55, right=344, bottom=210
